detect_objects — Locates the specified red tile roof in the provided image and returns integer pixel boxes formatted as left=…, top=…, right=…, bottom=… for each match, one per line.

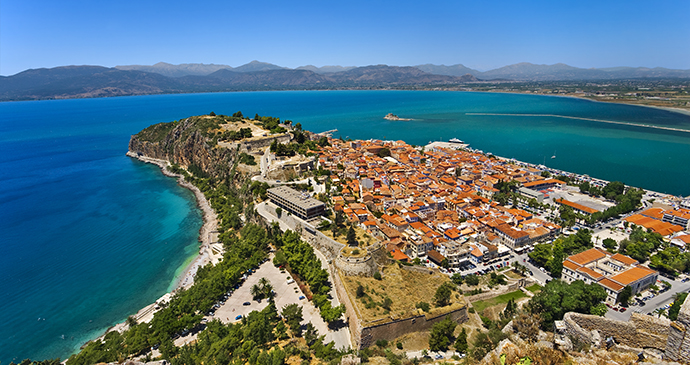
left=567, top=248, right=607, bottom=266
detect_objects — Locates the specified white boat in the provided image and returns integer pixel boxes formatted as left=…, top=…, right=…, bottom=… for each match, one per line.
left=551, top=150, right=556, bottom=159
left=449, top=138, right=464, bottom=144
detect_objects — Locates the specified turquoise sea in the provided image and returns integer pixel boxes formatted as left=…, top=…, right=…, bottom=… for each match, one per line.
left=1, top=90, right=689, bottom=362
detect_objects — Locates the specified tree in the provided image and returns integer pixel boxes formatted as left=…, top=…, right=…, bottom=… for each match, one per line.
left=669, top=292, right=688, bottom=321
left=281, top=304, right=303, bottom=336
left=416, top=302, right=430, bottom=312
left=275, top=207, right=282, bottom=218
left=528, top=280, right=607, bottom=329
left=617, top=285, right=632, bottom=306
left=251, top=284, right=263, bottom=300
left=347, top=225, right=357, bottom=246
left=434, top=283, right=453, bottom=307
left=603, top=238, right=617, bottom=251
left=455, top=327, right=468, bottom=353
left=465, top=274, right=480, bottom=286
left=319, top=302, right=345, bottom=323
left=428, top=316, right=457, bottom=351
left=356, top=284, right=365, bottom=298
left=451, top=273, right=464, bottom=285
left=529, top=244, right=552, bottom=268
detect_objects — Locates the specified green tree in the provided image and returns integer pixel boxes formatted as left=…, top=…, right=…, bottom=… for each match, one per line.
left=617, top=286, right=632, bottom=306
left=528, top=279, right=607, bottom=329
left=603, top=238, right=617, bottom=251
left=281, top=304, right=303, bottom=336
left=669, top=292, right=689, bottom=321
left=347, top=225, right=357, bottom=246
left=455, top=327, right=468, bottom=353
left=529, top=243, right=552, bottom=268
left=428, top=317, right=457, bottom=351
left=465, top=274, right=480, bottom=286
left=416, top=302, right=430, bottom=312
left=451, top=273, right=464, bottom=285
left=275, top=207, right=282, bottom=218
left=434, top=283, right=453, bottom=307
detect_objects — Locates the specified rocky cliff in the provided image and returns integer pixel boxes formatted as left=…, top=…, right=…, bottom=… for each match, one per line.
left=128, top=115, right=237, bottom=179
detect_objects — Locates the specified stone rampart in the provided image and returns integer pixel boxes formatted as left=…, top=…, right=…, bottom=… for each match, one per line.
left=358, top=305, right=469, bottom=349
left=335, top=252, right=376, bottom=277
left=233, top=133, right=291, bottom=153
left=561, top=312, right=669, bottom=351
left=332, top=269, right=364, bottom=347
left=666, top=292, right=690, bottom=363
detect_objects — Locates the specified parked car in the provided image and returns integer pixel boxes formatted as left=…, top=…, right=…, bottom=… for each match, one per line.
left=235, top=315, right=242, bottom=320
left=299, top=296, right=306, bottom=300
left=243, top=301, right=251, bottom=306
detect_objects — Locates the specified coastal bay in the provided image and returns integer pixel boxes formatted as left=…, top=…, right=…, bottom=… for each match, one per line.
left=1, top=90, right=690, bottom=363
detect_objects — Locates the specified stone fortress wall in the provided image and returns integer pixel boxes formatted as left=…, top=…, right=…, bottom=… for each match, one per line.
left=556, top=293, right=690, bottom=362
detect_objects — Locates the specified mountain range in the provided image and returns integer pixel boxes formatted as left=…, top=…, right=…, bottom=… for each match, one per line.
left=1, top=61, right=689, bottom=101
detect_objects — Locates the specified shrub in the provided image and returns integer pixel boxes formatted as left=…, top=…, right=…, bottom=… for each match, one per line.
left=373, top=271, right=382, bottom=280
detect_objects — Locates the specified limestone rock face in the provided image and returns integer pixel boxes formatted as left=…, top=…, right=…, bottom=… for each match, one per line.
left=128, top=117, right=235, bottom=179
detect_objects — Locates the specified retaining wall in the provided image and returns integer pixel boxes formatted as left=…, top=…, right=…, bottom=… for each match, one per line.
left=561, top=312, right=670, bottom=351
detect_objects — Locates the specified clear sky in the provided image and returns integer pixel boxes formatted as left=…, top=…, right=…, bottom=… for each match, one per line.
left=2, top=0, right=689, bottom=76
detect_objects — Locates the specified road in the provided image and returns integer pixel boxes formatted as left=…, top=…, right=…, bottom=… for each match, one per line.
left=606, top=277, right=690, bottom=321
left=256, top=201, right=351, bottom=349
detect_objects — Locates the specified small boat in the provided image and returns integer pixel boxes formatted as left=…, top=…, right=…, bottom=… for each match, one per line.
left=449, top=138, right=464, bottom=144
left=551, top=150, right=556, bottom=159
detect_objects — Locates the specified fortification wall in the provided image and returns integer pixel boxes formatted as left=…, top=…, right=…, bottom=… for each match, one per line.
left=332, top=269, right=364, bottom=347
left=233, top=133, right=291, bottom=153
left=335, top=253, right=376, bottom=277
left=666, top=293, right=690, bottom=362
left=358, top=306, right=469, bottom=348
left=561, top=312, right=669, bottom=351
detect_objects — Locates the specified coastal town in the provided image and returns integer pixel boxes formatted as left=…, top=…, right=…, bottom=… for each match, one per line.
left=70, top=113, right=690, bottom=365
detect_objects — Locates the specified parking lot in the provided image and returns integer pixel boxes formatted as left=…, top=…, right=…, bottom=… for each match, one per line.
left=173, top=255, right=347, bottom=347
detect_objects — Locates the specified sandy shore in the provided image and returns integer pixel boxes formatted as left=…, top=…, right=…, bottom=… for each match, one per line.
left=95, top=153, right=221, bottom=340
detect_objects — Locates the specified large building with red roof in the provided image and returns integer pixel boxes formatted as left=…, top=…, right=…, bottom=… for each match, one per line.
left=562, top=248, right=658, bottom=304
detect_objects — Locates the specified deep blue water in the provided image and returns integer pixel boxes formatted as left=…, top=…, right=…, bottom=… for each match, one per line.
left=1, top=90, right=690, bottom=362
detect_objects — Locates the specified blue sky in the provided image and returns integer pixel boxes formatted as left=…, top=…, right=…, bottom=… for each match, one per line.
left=2, top=0, right=689, bottom=76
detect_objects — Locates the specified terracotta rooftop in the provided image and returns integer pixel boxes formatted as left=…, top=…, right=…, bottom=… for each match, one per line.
left=599, top=277, right=624, bottom=292
left=563, top=260, right=581, bottom=271
left=555, top=198, right=599, bottom=214
left=576, top=266, right=604, bottom=280
left=610, top=266, right=657, bottom=286
left=567, top=248, right=607, bottom=266
left=610, top=253, right=638, bottom=266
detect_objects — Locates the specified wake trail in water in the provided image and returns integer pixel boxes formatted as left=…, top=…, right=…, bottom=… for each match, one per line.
left=465, top=113, right=690, bottom=134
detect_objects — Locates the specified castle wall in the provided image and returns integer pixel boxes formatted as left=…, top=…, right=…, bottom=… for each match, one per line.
left=560, top=312, right=670, bottom=351
left=358, top=306, right=469, bottom=348
left=666, top=293, right=690, bottom=362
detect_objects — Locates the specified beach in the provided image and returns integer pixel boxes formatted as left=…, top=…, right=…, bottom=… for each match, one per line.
left=101, top=153, right=222, bottom=336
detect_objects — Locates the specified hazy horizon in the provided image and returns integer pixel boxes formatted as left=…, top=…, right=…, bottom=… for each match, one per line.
left=2, top=0, right=689, bottom=76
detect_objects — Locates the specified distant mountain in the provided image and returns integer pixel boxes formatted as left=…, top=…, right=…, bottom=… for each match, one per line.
left=0, top=65, right=477, bottom=101
left=232, top=61, right=286, bottom=73
left=327, top=65, right=477, bottom=85
left=0, top=66, right=180, bottom=101
left=296, top=65, right=356, bottom=74
left=3, top=61, right=689, bottom=101
left=414, top=63, right=481, bottom=77
left=115, top=62, right=233, bottom=77
left=475, top=62, right=690, bottom=81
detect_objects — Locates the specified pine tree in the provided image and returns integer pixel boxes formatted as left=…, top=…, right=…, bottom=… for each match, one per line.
left=455, top=327, right=468, bottom=353
left=347, top=225, right=357, bottom=246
